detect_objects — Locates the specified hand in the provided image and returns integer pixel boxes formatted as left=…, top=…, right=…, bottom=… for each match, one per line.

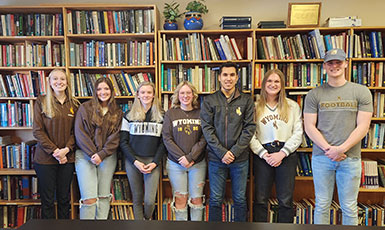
left=58, top=156, right=68, bottom=164
left=265, top=151, right=286, bottom=167
left=134, top=160, right=148, bottom=174
left=325, top=146, right=347, bottom=162
left=178, top=156, right=194, bottom=168
left=221, top=151, right=235, bottom=165
left=53, top=147, right=69, bottom=161
left=143, top=162, right=157, bottom=174
left=91, top=154, right=102, bottom=165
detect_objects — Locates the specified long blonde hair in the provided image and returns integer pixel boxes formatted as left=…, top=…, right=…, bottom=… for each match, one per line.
left=256, top=69, right=289, bottom=120
left=91, top=77, right=121, bottom=131
left=41, top=69, right=79, bottom=118
left=127, top=81, right=163, bottom=122
left=171, top=81, right=199, bottom=109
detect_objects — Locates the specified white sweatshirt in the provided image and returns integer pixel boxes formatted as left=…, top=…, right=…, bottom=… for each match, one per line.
left=250, top=98, right=303, bottom=158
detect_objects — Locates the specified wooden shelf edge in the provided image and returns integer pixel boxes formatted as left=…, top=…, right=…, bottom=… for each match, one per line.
left=0, top=169, right=36, bottom=175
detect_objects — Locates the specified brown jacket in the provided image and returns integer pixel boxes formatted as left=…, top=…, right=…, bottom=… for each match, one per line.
left=74, top=100, right=122, bottom=160
left=33, top=96, right=77, bottom=164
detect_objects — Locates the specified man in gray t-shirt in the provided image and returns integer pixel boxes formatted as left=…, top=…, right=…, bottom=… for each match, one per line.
left=304, top=48, right=373, bottom=225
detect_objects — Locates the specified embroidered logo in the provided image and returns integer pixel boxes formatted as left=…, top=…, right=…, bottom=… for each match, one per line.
left=236, top=107, right=242, bottom=116
left=184, top=125, right=192, bottom=135
left=70, top=107, right=74, bottom=114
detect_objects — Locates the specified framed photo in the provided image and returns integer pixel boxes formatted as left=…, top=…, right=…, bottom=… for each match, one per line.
left=288, top=2, right=322, bottom=27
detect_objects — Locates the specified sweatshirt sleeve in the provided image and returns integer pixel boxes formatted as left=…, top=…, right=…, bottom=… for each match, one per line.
left=153, top=138, right=166, bottom=165
left=120, top=117, right=138, bottom=164
left=96, top=111, right=122, bottom=160
left=229, top=96, right=257, bottom=158
left=32, top=98, right=57, bottom=154
left=281, top=102, right=303, bottom=156
left=64, top=106, right=77, bottom=153
left=249, top=132, right=268, bottom=158
left=200, top=97, right=228, bottom=159
left=162, top=111, right=187, bottom=160
left=74, top=104, right=98, bottom=157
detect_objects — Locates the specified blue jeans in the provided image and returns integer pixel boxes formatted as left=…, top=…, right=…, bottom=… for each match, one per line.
left=125, top=156, right=160, bottom=220
left=312, top=155, right=361, bottom=225
left=75, top=149, right=117, bottom=219
left=208, top=160, right=249, bottom=222
left=166, top=159, right=206, bottom=221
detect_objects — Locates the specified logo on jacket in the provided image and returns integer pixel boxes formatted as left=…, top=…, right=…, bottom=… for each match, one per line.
left=236, top=107, right=242, bottom=116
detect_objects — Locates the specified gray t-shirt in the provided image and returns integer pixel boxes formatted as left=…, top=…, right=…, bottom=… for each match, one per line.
left=304, top=81, right=373, bottom=158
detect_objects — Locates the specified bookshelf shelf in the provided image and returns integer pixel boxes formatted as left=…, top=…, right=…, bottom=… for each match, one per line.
left=0, top=127, right=33, bottom=130
left=0, top=200, right=41, bottom=205
left=67, top=33, right=155, bottom=40
left=254, top=59, right=324, bottom=63
left=0, top=169, right=36, bottom=176
left=161, top=60, right=252, bottom=64
left=358, top=187, right=385, bottom=192
left=0, top=67, right=65, bottom=71
left=351, top=58, right=385, bottom=62
left=371, top=117, right=385, bottom=121
left=73, top=201, right=134, bottom=206
left=160, top=29, right=254, bottom=35
left=0, top=97, right=37, bottom=100
left=0, top=36, right=65, bottom=42
left=68, top=66, right=156, bottom=70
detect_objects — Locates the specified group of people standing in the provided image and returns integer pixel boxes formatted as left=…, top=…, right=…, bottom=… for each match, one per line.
left=32, top=48, right=372, bottom=225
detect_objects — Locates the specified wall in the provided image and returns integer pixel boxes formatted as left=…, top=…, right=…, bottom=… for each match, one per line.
left=1, top=0, right=384, bottom=29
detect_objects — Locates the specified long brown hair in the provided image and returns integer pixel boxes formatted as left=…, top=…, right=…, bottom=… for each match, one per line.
left=91, top=77, right=121, bottom=130
left=127, top=81, right=163, bottom=122
left=171, top=81, right=199, bottom=109
left=255, top=69, right=289, bottom=120
left=41, top=69, right=79, bottom=118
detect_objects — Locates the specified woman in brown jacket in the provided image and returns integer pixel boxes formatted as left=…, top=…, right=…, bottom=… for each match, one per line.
left=74, top=77, right=122, bottom=219
left=33, top=69, right=79, bottom=219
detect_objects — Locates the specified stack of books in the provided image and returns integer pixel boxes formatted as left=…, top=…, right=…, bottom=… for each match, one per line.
left=257, top=21, right=286, bottom=28
left=219, top=16, right=251, bottom=29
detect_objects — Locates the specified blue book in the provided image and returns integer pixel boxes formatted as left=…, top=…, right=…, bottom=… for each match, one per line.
left=377, top=31, right=383, bottom=57
left=120, top=71, right=132, bottom=96
left=214, top=39, right=226, bottom=60
left=299, top=153, right=310, bottom=176
left=324, top=34, right=333, bottom=51
left=357, top=63, right=363, bottom=85
left=127, top=74, right=137, bottom=92
left=0, top=103, right=8, bottom=127
left=179, top=40, right=185, bottom=61
left=369, top=32, right=379, bottom=58
left=309, top=29, right=326, bottom=58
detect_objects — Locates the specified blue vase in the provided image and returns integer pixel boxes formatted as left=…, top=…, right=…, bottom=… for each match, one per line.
left=164, top=21, right=178, bottom=30
left=184, top=12, right=203, bottom=30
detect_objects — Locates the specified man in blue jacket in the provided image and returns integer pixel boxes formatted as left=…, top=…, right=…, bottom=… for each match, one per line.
left=201, top=62, right=256, bottom=222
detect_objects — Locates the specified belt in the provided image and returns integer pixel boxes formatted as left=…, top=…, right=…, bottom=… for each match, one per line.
left=264, top=140, right=284, bottom=148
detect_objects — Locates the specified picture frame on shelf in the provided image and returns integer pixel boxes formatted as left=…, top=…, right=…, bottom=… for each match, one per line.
left=287, top=2, right=321, bottom=28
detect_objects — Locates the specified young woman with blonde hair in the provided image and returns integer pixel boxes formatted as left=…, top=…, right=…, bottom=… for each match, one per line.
left=250, top=69, right=303, bottom=223
left=120, top=81, right=165, bottom=220
left=33, top=69, right=79, bottom=219
left=162, top=81, right=206, bottom=221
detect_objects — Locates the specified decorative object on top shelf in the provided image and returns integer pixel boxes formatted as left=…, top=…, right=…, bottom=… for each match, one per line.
left=163, top=1, right=183, bottom=30
left=184, top=0, right=208, bottom=30
left=325, top=16, right=362, bottom=27
left=287, top=2, right=321, bottom=28
left=219, top=16, right=252, bottom=30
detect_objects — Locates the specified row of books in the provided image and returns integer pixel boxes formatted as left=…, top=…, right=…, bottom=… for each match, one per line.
left=361, top=159, right=381, bottom=189
left=219, top=16, right=252, bottom=30
left=0, top=176, right=38, bottom=200
left=0, top=205, right=41, bottom=228
left=297, top=153, right=312, bottom=176
left=0, top=71, right=47, bottom=98
left=378, top=163, right=385, bottom=187
left=0, top=102, right=33, bottom=127
left=160, top=33, right=252, bottom=61
left=0, top=42, right=65, bottom=67
left=362, top=123, right=385, bottom=149
left=111, top=177, right=132, bottom=202
left=254, top=63, right=327, bottom=88
left=373, top=92, right=385, bottom=118
left=110, top=205, right=134, bottom=220
left=351, top=62, right=385, bottom=87
left=0, top=141, right=36, bottom=170
left=70, top=71, right=154, bottom=97
left=354, top=31, right=384, bottom=58
left=161, top=64, right=252, bottom=92
left=67, top=9, right=154, bottom=34
left=0, top=13, right=63, bottom=36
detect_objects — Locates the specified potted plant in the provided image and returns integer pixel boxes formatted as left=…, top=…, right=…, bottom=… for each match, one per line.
left=184, top=0, right=208, bottom=30
left=163, top=1, right=183, bottom=30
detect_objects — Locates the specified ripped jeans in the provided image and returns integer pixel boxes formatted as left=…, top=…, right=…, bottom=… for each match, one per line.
left=166, top=158, right=206, bottom=221
left=75, top=149, right=117, bottom=219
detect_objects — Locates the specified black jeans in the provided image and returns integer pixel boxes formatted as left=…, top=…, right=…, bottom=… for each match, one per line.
left=253, top=143, right=298, bottom=223
left=34, top=163, right=74, bottom=219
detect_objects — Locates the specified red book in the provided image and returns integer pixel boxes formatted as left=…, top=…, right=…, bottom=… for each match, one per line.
left=107, top=11, right=114, bottom=34
left=142, top=73, right=149, bottom=82
left=10, top=14, right=15, bottom=36
left=83, top=41, right=87, bottom=66
left=16, top=206, right=24, bottom=227
left=2, top=46, right=7, bottom=66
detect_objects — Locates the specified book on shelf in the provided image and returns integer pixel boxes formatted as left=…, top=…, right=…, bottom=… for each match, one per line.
left=0, top=71, right=48, bottom=98
left=257, top=21, right=286, bottom=28
left=220, top=23, right=251, bottom=30
left=360, top=159, right=379, bottom=189
left=0, top=205, right=41, bottom=228
left=109, top=205, right=134, bottom=220
left=0, top=13, right=63, bottom=36
left=220, top=16, right=252, bottom=25
left=297, top=152, right=312, bottom=176
left=351, top=62, right=385, bottom=87
left=362, top=123, right=385, bottom=149
left=0, top=101, right=33, bottom=128
left=0, top=141, right=36, bottom=169
left=67, top=9, right=154, bottom=34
